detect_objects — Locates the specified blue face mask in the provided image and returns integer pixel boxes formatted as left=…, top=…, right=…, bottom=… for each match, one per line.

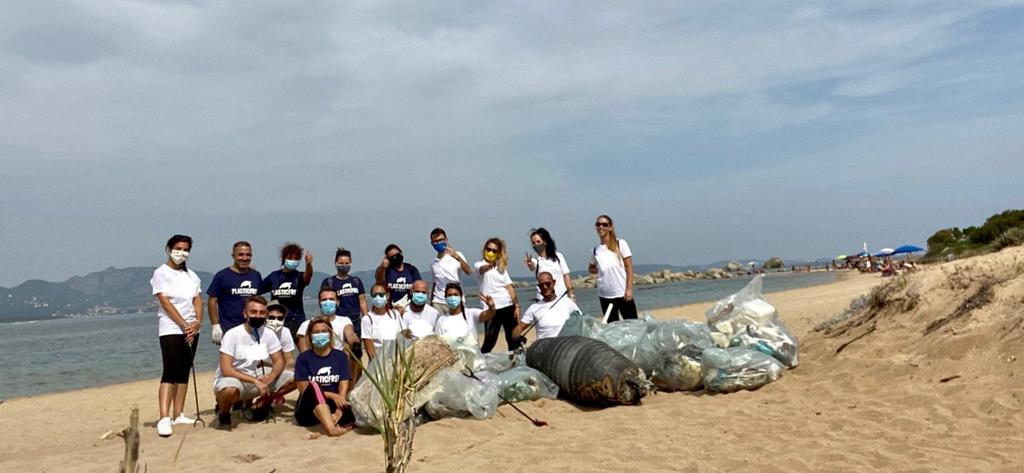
left=311, top=332, right=331, bottom=348
left=445, top=295, right=462, bottom=309
left=411, top=292, right=428, bottom=306
left=432, top=241, right=447, bottom=253
left=283, top=259, right=301, bottom=270
left=319, top=300, right=337, bottom=315
left=371, top=295, right=388, bottom=308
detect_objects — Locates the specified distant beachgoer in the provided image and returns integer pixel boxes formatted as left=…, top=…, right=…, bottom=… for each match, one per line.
left=296, top=288, right=360, bottom=353
left=513, top=272, right=581, bottom=341
left=435, top=283, right=496, bottom=345
left=524, top=227, right=574, bottom=302
left=374, top=243, right=422, bottom=308
left=588, top=215, right=637, bottom=322
left=151, top=234, right=203, bottom=437
left=259, top=242, right=313, bottom=342
left=320, top=248, right=367, bottom=362
left=429, top=227, right=471, bottom=314
left=475, top=238, right=520, bottom=352
left=213, top=296, right=294, bottom=430
left=207, top=241, right=262, bottom=343
left=360, top=283, right=404, bottom=360
left=293, top=318, right=353, bottom=436
left=401, top=280, right=440, bottom=339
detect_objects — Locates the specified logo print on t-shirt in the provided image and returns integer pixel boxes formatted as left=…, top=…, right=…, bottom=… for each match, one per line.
left=337, top=282, right=359, bottom=296
left=231, top=279, right=260, bottom=296
left=391, top=276, right=412, bottom=291
left=311, top=365, right=341, bottom=384
left=316, top=366, right=331, bottom=376
left=273, top=281, right=298, bottom=297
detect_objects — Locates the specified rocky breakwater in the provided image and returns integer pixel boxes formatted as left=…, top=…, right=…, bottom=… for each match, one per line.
left=572, top=260, right=772, bottom=288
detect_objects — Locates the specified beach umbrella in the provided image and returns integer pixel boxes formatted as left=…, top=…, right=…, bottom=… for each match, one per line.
left=873, top=248, right=895, bottom=257
left=891, top=245, right=923, bottom=255
left=836, top=254, right=847, bottom=260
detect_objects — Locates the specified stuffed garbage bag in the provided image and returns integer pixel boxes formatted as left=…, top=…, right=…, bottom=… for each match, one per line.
left=700, top=347, right=784, bottom=393
left=526, top=336, right=649, bottom=406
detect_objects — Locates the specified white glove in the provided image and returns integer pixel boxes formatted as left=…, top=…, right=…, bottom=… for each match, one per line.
left=211, top=323, right=223, bottom=345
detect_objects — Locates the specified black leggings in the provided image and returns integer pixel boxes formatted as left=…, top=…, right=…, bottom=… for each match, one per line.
left=294, top=385, right=354, bottom=427
left=481, top=305, right=520, bottom=353
left=159, top=334, right=198, bottom=384
left=599, top=297, right=638, bottom=323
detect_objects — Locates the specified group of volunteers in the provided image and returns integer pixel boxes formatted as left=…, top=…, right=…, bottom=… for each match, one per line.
left=149, top=215, right=637, bottom=437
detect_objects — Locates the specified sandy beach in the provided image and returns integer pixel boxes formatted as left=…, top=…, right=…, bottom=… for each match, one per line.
left=4, top=249, right=1024, bottom=472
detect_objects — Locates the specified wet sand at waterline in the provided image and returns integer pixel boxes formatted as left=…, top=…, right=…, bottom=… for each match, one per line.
left=3, top=250, right=1024, bottom=472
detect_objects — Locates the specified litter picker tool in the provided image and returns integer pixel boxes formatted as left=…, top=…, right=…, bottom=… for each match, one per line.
left=519, top=291, right=569, bottom=340
left=463, top=366, right=547, bottom=427
left=188, top=336, right=205, bottom=428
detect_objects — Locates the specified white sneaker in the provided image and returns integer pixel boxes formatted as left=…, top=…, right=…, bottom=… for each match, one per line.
left=172, top=414, right=196, bottom=425
left=157, top=417, right=173, bottom=437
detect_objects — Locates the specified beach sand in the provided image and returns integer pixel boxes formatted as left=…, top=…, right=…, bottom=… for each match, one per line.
left=3, top=249, right=1024, bottom=472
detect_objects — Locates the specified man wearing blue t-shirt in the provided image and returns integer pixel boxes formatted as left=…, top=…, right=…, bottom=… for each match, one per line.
left=320, top=248, right=367, bottom=357
left=208, top=241, right=263, bottom=344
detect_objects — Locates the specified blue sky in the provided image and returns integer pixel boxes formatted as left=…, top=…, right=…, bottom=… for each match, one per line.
left=1, top=1, right=1023, bottom=286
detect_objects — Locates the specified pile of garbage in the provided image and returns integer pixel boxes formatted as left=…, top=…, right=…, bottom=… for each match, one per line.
left=559, top=275, right=797, bottom=393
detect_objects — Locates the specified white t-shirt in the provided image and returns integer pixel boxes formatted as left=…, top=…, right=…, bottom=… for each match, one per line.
left=590, top=239, right=633, bottom=298
left=402, top=305, right=440, bottom=339
left=360, top=310, right=404, bottom=348
left=274, top=328, right=296, bottom=353
left=474, top=261, right=514, bottom=309
left=530, top=252, right=571, bottom=301
left=219, top=324, right=282, bottom=377
left=297, top=315, right=354, bottom=350
left=522, top=296, right=580, bottom=340
left=431, top=251, right=466, bottom=303
left=150, top=264, right=202, bottom=337
left=434, top=308, right=484, bottom=341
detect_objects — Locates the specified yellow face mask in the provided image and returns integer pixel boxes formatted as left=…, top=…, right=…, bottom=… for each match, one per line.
left=484, top=251, right=498, bottom=262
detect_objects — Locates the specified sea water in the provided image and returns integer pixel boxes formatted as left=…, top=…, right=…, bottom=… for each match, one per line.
left=0, top=271, right=836, bottom=399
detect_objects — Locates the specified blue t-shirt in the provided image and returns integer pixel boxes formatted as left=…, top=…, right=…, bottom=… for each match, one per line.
left=207, top=268, right=262, bottom=331
left=384, top=264, right=422, bottom=302
left=321, top=276, right=365, bottom=320
left=294, top=348, right=351, bottom=394
left=259, top=269, right=308, bottom=323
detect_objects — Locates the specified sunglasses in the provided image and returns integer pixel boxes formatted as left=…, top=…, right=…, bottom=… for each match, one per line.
left=538, top=281, right=555, bottom=287
left=268, top=315, right=285, bottom=321
left=371, top=292, right=388, bottom=297
left=595, top=222, right=611, bottom=228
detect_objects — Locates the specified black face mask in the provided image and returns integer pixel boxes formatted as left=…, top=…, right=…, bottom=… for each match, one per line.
left=388, top=254, right=404, bottom=267
left=247, top=317, right=266, bottom=329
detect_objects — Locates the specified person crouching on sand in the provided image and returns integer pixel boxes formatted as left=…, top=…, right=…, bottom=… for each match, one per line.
left=213, top=296, right=294, bottom=430
left=293, top=318, right=354, bottom=437
left=513, top=272, right=581, bottom=342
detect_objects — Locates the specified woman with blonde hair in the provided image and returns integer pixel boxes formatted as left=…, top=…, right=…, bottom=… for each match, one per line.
left=474, top=237, right=521, bottom=352
left=588, top=215, right=637, bottom=321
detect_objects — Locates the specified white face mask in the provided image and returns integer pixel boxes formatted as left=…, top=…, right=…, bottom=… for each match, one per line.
left=169, top=249, right=189, bottom=265
left=266, top=319, right=285, bottom=332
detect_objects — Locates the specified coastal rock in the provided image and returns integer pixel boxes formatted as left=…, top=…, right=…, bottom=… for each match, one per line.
left=636, top=274, right=656, bottom=285
left=723, top=261, right=743, bottom=273
left=705, top=268, right=724, bottom=278
left=660, top=269, right=673, bottom=280
left=764, top=257, right=785, bottom=270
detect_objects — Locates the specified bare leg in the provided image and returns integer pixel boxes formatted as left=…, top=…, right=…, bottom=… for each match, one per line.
left=171, top=383, right=189, bottom=417
left=159, top=383, right=175, bottom=418
left=313, top=403, right=347, bottom=437
left=216, top=387, right=240, bottom=415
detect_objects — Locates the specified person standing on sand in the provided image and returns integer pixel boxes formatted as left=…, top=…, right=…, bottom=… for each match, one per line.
left=360, top=283, right=404, bottom=360
left=213, top=296, right=293, bottom=430
left=207, top=241, right=262, bottom=344
left=259, top=242, right=313, bottom=342
left=150, top=234, right=203, bottom=437
left=588, top=215, right=638, bottom=322
left=524, top=227, right=574, bottom=302
left=401, top=280, right=440, bottom=339
left=320, top=248, right=367, bottom=361
left=293, top=318, right=354, bottom=437
left=513, top=272, right=581, bottom=341
left=475, top=238, right=521, bottom=352
left=429, top=227, right=471, bottom=314
left=374, top=243, right=422, bottom=309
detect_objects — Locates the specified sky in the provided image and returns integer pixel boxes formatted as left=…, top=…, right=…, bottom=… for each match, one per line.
left=2, top=1, right=1023, bottom=287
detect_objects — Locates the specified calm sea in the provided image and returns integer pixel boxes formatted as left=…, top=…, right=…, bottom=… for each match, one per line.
left=0, top=271, right=836, bottom=400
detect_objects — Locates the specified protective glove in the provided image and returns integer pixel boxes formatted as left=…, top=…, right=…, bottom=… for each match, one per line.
left=211, top=323, right=223, bottom=345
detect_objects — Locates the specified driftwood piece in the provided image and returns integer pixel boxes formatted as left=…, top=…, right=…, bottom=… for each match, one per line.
left=117, top=407, right=143, bottom=473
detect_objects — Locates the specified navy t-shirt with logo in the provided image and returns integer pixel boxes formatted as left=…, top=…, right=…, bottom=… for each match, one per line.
left=207, top=268, right=262, bottom=331
left=321, top=276, right=365, bottom=318
left=384, top=264, right=422, bottom=302
left=294, top=348, right=351, bottom=394
left=259, top=269, right=308, bottom=323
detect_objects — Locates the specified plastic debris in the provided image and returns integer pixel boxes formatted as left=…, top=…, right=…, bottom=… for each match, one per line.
left=700, top=347, right=784, bottom=393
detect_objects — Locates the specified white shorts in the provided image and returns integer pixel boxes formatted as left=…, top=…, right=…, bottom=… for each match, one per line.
left=214, top=370, right=294, bottom=401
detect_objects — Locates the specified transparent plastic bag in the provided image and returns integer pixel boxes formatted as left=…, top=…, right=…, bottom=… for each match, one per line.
left=480, top=351, right=526, bottom=373
left=558, top=310, right=604, bottom=338
left=423, top=367, right=500, bottom=420
left=492, top=366, right=559, bottom=402
left=704, top=275, right=799, bottom=368
left=594, top=319, right=659, bottom=371
left=700, top=347, right=784, bottom=393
